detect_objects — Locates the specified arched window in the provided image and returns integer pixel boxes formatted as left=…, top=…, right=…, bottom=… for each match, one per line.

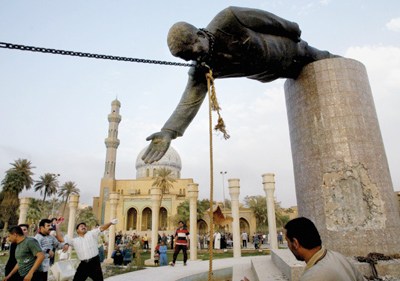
left=142, top=207, right=152, bottom=231
left=126, top=208, right=137, bottom=230
left=159, top=207, right=168, bottom=230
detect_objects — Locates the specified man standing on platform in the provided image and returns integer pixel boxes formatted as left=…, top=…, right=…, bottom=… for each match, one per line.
left=56, top=219, right=118, bottom=281
left=170, top=221, right=190, bottom=266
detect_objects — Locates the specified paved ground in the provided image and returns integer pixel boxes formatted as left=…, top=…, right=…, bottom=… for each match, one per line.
left=105, top=256, right=260, bottom=281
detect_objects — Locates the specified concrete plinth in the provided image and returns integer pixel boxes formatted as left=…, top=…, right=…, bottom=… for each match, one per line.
left=285, top=58, right=400, bottom=256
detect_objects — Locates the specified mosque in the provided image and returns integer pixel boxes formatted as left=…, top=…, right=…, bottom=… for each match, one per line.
left=92, top=99, right=257, bottom=236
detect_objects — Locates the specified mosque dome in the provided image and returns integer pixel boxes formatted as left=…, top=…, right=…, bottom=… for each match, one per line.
left=135, top=145, right=182, bottom=179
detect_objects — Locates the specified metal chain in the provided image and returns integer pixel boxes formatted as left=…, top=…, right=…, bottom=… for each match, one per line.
left=0, top=41, right=196, bottom=67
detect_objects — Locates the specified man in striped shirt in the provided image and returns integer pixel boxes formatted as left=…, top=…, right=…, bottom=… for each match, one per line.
left=56, top=218, right=118, bottom=281
left=34, top=219, right=68, bottom=281
left=170, top=221, right=190, bottom=266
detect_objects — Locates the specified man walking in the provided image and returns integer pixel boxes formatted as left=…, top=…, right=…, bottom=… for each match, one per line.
left=4, top=226, right=45, bottom=281
left=241, top=231, right=248, bottom=248
left=170, top=221, right=189, bottom=266
left=56, top=219, right=118, bottom=281
left=5, top=224, right=30, bottom=281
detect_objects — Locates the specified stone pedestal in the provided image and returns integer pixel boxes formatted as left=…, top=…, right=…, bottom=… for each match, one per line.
left=18, top=197, right=31, bottom=225
left=188, top=183, right=199, bottom=261
left=285, top=58, right=400, bottom=255
left=262, top=173, right=278, bottom=250
left=106, top=193, right=119, bottom=262
left=228, top=179, right=241, bottom=258
left=67, top=194, right=79, bottom=239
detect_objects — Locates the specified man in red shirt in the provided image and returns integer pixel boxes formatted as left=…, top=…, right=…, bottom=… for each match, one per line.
left=170, top=221, right=190, bottom=266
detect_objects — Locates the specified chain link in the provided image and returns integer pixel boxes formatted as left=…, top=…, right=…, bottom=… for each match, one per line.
left=0, top=41, right=196, bottom=67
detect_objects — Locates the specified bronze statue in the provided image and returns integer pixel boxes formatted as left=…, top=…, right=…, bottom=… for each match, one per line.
left=142, top=6, right=338, bottom=164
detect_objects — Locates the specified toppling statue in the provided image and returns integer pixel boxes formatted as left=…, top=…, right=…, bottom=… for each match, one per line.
left=142, top=6, right=338, bottom=164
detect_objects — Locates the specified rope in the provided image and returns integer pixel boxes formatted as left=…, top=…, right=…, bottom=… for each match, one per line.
left=207, top=68, right=215, bottom=281
left=205, top=67, right=229, bottom=281
left=206, top=70, right=230, bottom=140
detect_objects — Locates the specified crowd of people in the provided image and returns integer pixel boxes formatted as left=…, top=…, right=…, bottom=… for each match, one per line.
left=1, top=216, right=366, bottom=281
left=1, top=218, right=117, bottom=281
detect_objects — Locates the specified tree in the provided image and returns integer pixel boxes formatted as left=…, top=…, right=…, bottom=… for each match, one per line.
left=0, top=159, right=35, bottom=231
left=243, top=195, right=268, bottom=232
left=4, top=159, right=35, bottom=192
left=152, top=168, right=176, bottom=202
left=244, top=195, right=291, bottom=232
left=275, top=202, right=291, bottom=228
left=75, top=207, right=98, bottom=229
left=26, top=198, right=45, bottom=226
left=58, top=181, right=80, bottom=216
left=0, top=190, right=19, bottom=232
left=175, top=199, right=210, bottom=225
left=34, top=173, right=59, bottom=202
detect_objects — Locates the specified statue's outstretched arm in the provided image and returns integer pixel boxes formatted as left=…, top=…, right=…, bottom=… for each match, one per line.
left=142, top=67, right=208, bottom=163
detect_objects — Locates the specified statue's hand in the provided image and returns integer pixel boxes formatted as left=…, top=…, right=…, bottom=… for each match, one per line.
left=142, top=131, right=173, bottom=164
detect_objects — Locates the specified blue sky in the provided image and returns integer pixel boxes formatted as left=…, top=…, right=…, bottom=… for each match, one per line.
left=0, top=1, right=399, bottom=207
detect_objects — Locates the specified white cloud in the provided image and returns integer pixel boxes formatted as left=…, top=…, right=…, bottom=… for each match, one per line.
left=386, top=18, right=400, bottom=32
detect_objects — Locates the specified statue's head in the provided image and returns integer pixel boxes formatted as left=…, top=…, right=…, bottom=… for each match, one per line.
left=168, top=22, right=205, bottom=61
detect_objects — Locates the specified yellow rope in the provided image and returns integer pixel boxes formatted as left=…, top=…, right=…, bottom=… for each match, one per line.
left=206, top=68, right=229, bottom=281
left=207, top=69, right=215, bottom=281
left=206, top=71, right=230, bottom=140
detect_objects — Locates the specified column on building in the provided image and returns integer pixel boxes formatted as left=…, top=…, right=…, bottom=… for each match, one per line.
left=150, top=187, right=162, bottom=263
left=187, top=183, right=199, bottom=261
left=228, top=179, right=241, bottom=258
left=106, top=193, right=119, bottom=261
left=262, top=173, right=278, bottom=250
left=67, top=194, right=80, bottom=239
left=18, top=197, right=31, bottom=225
left=137, top=213, right=142, bottom=231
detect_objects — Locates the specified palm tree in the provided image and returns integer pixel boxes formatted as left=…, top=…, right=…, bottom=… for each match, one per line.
left=244, top=195, right=268, bottom=232
left=0, top=190, right=20, bottom=232
left=26, top=199, right=44, bottom=221
left=34, top=173, right=59, bottom=202
left=152, top=168, right=176, bottom=202
left=58, top=181, right=80, bottom=215
left=1, top=158, right=35, bottom=193
left=0, top=159, right=35, bottom=231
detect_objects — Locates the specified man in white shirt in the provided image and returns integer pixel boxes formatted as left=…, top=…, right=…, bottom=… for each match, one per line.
left=284, top=217, right=366, bottom=281
left=56, top=219, right=118, bottom=281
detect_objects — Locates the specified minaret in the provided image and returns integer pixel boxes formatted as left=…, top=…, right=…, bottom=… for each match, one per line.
left=103, top=99, right=121, bottom=179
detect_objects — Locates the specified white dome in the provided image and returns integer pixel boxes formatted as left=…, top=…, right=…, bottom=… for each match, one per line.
left=135, top=145, right=182, bottom=179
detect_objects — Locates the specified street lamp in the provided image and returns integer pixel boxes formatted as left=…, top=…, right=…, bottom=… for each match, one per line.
left=220, top=171, right=227, bottom=211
